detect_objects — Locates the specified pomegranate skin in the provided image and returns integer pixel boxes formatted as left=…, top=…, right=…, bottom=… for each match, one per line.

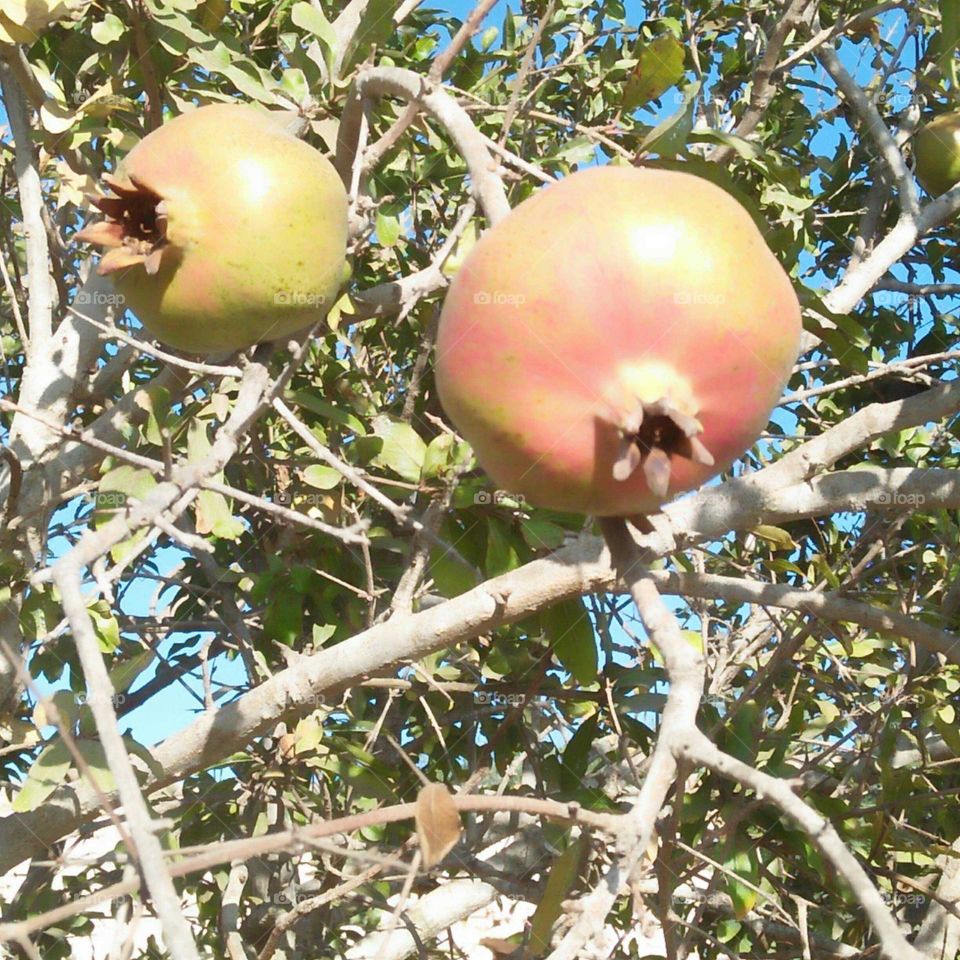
left=435, top=165, right=801, bottom=516
left=79, top=104, right=348, bottom=354
left=914, top=112, right=960, bottom=196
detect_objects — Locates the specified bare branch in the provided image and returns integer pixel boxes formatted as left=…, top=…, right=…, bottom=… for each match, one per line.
left=0, top=59, right=52, bottom=351
left=336, top=66, right=510, bottom=224
left=708, top=0, right=814, bottom=164
left=817, top=45, right=920, bottom=218
left=683, top=731, right=924, bottom=960
left=2, top=381, right=959, bottom=878
left=650, top=569, right=960, bottom=666
left=345, top=879, right=497, bottom=960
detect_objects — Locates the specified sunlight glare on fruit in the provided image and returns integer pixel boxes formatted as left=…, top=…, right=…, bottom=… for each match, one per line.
left=627, top=220, right=683, bottom=265
left=235, top=156, right=273, bottom=204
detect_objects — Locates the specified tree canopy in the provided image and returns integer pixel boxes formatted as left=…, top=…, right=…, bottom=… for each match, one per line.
left=0, top=1, right=959, bottom=958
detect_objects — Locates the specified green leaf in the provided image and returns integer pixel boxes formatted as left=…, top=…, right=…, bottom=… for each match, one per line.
left=88, top=603, right=120, bottom=653
left=543, top=135, right=597, bottom=166
left=689, top=129, right=763, bottom=160
left=484, top=518, right=520, bottom=577
left=479, top=26, right=498, bottom=51
left=96, top=465, right=157, bottom=516
left=74, top=740, right=116, bottom=793
left=152, top=9, right=211, bottom=53
left=91, top=13, right=125, bottom=44
left=195, top=490, right=245, bottom=540
left=936, top=0, right=960, bottom=85
left=338, top=0, right=397, bottom=75
left=559, top=715, right=598, bottom=793
left=264, top=586, right=304, bottom=645
left=521, top=517, right=567, bottom=551
left=430, top=546, right=478, bottom=598
left=109, top=648, right=156, bottom=697
left=638, top=89, right=696, bottom=158
left=624, top=34, right=686, bottom=109
left=421, top=433, right=457, bottom=480
left=726, top=700, right=761, bottom=766
left=280, top=67, right=309, bottom=102
left=752, top=525, right=797, bottom=551
left=371, top=416, right=427, bottom=483
left=375, top=210, right=402, bottom=247
left=285, top=390, right=365, bottom=435
left=303, top=465, right=342, bottom=490
left=528, top=837, right=588, bottom=954
left=20, top=588, right=59, bottom=642
left=95, top=466, right=158, bottom=563
left=12, top=740, right=72, bottom=813
left=291, top=2, right=336, bottom=54
left=724, top=846, right=760, bottom=919
left=133, top=385, right=172, bottom=447
left=542, top=599, right=598, bottom=685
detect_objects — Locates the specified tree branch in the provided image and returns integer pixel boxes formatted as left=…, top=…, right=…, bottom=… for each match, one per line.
left=335, top=66, right=510, bottom=224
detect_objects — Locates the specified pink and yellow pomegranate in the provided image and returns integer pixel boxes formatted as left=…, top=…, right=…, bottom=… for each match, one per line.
left=77, top=103, right=348, bottom=354
left=435, top=165, right=801, bottom=516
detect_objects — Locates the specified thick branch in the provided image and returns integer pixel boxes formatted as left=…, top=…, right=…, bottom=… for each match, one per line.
left=2, top=373, right=959, bottom=874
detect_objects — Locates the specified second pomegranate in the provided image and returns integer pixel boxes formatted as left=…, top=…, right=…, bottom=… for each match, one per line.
left=78, top=103, right=349, bottom=355
left=435, top=165, right=801, bottom=517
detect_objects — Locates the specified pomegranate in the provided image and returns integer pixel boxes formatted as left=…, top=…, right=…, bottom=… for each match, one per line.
left=913, top=112, right=960, bottom=197
left=435, top=165, right=801, bottom=516
left=77, top=103, right=349, bottom=354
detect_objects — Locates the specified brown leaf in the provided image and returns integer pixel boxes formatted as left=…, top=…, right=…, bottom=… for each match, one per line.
left=479, top=937, right=525, bottom=957
left=415, top=783, right=462, bottom=868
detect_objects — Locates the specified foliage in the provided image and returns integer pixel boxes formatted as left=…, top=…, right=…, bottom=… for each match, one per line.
left=0, top=0, right=958, bottom=958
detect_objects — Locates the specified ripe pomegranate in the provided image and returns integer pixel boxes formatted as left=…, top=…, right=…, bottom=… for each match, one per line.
left=913, top=112, right=960, bottom=197
left=77, top=103, right=349, bottom=354
left=435, top=165, right=801, bottom=516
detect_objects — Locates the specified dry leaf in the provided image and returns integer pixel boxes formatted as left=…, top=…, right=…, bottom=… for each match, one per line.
left=415, top=782, right=462, bottom=868
left=479, top=937, right=525, bottom=957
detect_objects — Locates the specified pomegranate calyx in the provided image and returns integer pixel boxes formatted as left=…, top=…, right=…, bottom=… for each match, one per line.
left=77, top=175, right=169, bottom=277
left=613, top=397, right=715, bottom=498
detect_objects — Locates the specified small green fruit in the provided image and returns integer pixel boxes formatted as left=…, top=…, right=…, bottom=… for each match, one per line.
left=914, top=112, right=960, bottom=197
